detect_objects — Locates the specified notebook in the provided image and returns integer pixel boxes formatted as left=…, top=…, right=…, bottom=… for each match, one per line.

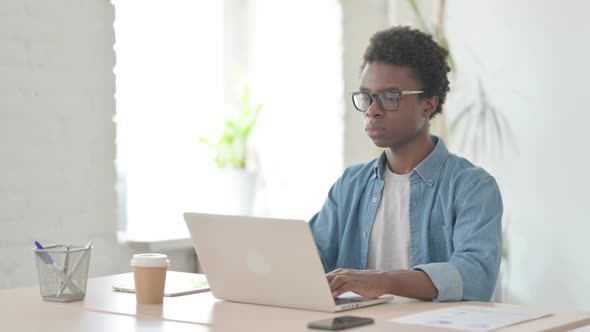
left=112, top=271, right=209, bottom=297
left=183, top=212, right=394, bottom=312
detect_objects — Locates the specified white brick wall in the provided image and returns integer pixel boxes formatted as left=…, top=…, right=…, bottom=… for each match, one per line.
left=0, top=0, right=135, bottom=289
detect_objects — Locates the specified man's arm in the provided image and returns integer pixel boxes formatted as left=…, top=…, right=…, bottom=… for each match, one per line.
left=327, top=175, right=503, bottom=302
left=414, top=176, right=503, bottom=301
left=309, top=178, right=342, bottom=272
left=327, top=269, right=438, bottom=300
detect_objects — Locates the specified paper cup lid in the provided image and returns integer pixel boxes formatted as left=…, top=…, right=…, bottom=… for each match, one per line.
left=130, top=253, right=169, bottom=267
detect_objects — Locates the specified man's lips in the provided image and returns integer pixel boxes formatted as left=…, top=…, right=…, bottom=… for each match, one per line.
left=365, top=126, right=385, bottom=136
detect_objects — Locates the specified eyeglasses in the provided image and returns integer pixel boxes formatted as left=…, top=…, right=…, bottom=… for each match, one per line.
left=351, top=89, right=424, bottom=112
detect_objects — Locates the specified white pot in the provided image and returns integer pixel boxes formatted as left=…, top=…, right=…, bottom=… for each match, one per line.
left=215, top=169, right=258, bottom=216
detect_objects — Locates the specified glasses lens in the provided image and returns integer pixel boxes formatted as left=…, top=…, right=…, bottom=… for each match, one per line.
left=377, top=91, right=400, bottom=111
left=352, top=92, right=371, bottom=112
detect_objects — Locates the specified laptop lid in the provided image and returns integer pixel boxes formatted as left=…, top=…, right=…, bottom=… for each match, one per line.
left=183, top=212, right=393, bottom=312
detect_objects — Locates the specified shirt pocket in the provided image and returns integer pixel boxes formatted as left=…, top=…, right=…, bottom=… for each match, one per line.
left=427, top=224, right=454, bottom=259
left=428, top=224, right=453, bottom=243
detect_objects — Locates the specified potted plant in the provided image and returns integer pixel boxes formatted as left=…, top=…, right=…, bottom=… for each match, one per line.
left=198, top=79, right=263, bottom=215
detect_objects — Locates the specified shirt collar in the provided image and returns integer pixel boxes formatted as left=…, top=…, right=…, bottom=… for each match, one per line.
left=373, top=135, right=450, bottom=186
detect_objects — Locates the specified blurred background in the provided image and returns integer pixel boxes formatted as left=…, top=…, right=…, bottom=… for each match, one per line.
left=1, top=0, right=589, bottom=310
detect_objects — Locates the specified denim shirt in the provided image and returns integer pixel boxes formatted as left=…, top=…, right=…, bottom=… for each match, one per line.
left=309, top=136, right=503, bottom=302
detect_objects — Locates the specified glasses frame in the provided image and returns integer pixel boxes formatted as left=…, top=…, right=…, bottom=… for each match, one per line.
left=350, top=89, right=424, bottom=112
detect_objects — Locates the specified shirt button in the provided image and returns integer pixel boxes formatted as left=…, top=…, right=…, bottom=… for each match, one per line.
left=362, top=232, right=368, bottom=238
left=427, top=179, right=433, bottom=184
left=372, top=197, right=378, bottom=203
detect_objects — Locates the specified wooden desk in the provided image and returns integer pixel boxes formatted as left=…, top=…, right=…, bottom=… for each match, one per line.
left=2, top=272, right=590, bottom=332
left=1, top=285, right=207, bottom=332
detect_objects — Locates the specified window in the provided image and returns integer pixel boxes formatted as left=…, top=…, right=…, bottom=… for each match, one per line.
left=245, top=0, right=344, bottom=218
left=114, top=0, right=343, bottom=239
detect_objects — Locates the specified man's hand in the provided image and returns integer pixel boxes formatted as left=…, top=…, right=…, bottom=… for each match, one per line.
left=326, top=268, right=439, bottom=300
left=326, top=269, right=390, bottom=298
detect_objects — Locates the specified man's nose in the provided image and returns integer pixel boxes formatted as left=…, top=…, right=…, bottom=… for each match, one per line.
left=365, top=99, right=384, bottom=118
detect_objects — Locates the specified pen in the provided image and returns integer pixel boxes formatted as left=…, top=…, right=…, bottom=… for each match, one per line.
left=34, top=241, right=54, bottom=264
left=66, top=241, right=92, bottom=277
left=57, top=241, right=92, bottom=295
left=64, top=244, right=71, bottom=275
left=56, top=244, right=71, bottom=297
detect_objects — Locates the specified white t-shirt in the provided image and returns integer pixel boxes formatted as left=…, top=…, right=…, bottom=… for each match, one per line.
left=366, top=167, right=411, bottom=271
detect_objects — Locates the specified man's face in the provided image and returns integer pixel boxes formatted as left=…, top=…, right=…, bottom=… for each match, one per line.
left=359, top=62, right=437, bottom=149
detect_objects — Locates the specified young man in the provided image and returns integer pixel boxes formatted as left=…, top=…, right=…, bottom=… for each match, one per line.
left=309, top=26, right=503, bottom=302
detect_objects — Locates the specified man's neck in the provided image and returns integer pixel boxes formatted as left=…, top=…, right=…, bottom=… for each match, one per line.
left=385, top=134, right=435, bottom=174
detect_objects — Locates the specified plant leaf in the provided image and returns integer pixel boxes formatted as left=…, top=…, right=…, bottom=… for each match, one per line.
left=448, top=103, right=475, bottom=135
left=407, top=0, right=430, bottom=33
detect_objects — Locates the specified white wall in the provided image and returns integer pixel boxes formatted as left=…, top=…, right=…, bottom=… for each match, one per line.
left=0, top=0, right=201, bottom=289
left=341, top=0, right=390, bottom=166
left=444, top=0, right=590, bottom=309
left=0, top=0, right=133, bottom=288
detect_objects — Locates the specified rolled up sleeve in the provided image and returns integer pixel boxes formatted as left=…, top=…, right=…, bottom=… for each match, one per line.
left=413, top=262, right=463, bottom=301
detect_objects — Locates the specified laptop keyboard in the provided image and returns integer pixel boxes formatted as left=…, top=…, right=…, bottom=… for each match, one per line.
left=335, top=297, right=364, bottom=305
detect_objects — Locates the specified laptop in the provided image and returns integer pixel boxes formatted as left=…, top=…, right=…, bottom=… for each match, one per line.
left=183, top=212, right=394, bottom=312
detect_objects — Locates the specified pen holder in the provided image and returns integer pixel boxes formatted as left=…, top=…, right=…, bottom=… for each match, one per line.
left=33, top=243, right=92, bottom=302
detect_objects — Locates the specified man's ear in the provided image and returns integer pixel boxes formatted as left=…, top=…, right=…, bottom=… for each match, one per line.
left=423, top=96, right=439, bottom=118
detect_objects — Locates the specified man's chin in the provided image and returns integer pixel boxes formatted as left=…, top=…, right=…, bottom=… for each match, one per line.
left=369, top=138, right=391, bottom=148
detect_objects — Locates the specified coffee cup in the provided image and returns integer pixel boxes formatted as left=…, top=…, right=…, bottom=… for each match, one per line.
left=130, top=253, right=169, bottom=304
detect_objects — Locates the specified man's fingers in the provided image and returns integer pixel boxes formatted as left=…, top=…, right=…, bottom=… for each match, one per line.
left=331, top=278, right=351, bottom=297
left=326, top=269, right=363, bottom=296
left=327, top=270, right=385, bottom=299
left=326, top=268, right=349, bottom=282
left=329, top=274, right=347, bottom=292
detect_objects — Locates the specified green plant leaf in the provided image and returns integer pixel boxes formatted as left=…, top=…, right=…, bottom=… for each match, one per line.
left=198, top=137, right=211, bottom=145
left=199, top=74, right=263, bottom=169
